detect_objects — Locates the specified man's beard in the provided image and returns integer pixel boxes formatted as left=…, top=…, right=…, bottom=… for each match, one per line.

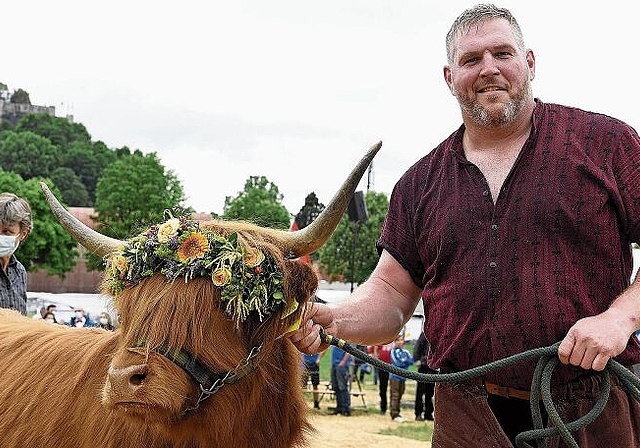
left=455, top=79, right=532, bottom=127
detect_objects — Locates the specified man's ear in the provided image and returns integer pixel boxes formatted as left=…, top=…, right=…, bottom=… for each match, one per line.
left=443, top=66, right=454, bottom=94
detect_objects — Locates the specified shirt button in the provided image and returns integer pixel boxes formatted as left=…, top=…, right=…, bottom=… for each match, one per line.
left=482, top=190, right=489, bottom=197
left=489, top=261, right=497, bottom=268
left=491, top=224, right=498, bottom=230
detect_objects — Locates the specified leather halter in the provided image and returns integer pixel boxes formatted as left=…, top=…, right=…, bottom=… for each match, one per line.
left=135, top=342, right=263, bottom=413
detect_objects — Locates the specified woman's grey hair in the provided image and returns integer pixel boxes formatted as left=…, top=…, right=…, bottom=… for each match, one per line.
left=446, top=4, right=526, bottom=65
left=0, top=192, right=32, bottom=231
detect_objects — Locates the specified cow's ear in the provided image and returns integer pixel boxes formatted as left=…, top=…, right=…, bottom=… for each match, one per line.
left=283, top=260, right=319, bottom=305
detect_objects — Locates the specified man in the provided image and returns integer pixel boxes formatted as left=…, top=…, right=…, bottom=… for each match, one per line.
left=0, top=193, right=32, bottom=315
left=302, top=351, right=322, bottom=409
left=291, top=4, right=640, bottom=447
left=68, top=307, right=95, bottom=328
left=329, top=345, right=351, bottom=416
left=413, top=332, right=436, bottom=421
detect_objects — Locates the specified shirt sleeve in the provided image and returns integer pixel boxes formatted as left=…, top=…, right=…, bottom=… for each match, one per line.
left=377, top=169, right=426, bottom=289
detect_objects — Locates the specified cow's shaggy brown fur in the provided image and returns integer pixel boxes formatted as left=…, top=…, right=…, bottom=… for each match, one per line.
left=0, top=220, right=318, bottom=448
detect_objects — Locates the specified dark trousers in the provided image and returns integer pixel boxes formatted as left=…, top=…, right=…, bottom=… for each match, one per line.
left=414, top=380, right=435, bottom=418
left=377, top=368, right=389, bottom=412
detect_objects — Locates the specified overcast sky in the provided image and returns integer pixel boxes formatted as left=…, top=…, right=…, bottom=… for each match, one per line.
left=4, top=1, right=638, bottom=215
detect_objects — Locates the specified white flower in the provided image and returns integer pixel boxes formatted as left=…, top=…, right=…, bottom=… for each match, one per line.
left=157, top=218, right=180, bottom=243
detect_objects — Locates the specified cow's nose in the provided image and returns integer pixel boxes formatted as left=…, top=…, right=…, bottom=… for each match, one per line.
left=108, top=363, right=149, bottom=394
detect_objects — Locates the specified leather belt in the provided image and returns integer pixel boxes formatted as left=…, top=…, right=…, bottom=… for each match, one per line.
left=484, top=381, right=531, bottom=400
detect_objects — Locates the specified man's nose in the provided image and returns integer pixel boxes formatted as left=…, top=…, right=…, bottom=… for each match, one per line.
left=479, top=52, right=500, bottom=76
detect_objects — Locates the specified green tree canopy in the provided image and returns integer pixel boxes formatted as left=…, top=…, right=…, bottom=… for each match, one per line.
left=9, top=88, right=30, bottom=104
left=15, top=113, right=91, bottom=148
left=294, top=192, right=325, bottom=229
left=223, top=176, right=291, bottom=229
left=317, top=190, right=389, bottom=284
left=59, top=140, right=116, bottom=204
left=0, top=169, right=78, bottom=276
left=94, top=152, right=186, bottom=239
left=0, top=130, right=61, bottom=179
left=49, top=167, right=90, bottom=206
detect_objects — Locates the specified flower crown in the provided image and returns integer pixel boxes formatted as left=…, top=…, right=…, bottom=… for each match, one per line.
left=104, top=214, right=288, bottom=326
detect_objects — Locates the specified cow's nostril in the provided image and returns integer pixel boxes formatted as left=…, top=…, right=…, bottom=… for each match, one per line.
left=130, top=373, right=146, bottom=386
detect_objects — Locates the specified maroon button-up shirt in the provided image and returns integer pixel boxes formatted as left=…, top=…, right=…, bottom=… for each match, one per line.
left=378, top=99, right=640, bottom=389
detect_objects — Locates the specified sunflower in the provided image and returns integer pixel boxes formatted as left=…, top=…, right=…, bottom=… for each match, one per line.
left=176, top=232, right=209, bottom=263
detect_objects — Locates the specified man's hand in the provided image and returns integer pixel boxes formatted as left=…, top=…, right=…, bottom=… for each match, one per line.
left=288, top=302, right=336, bottom=354
left=558, top=308, right=634, bottom=371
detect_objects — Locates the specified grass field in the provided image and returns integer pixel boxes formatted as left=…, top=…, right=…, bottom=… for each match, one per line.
left=306, top=343, right=434, bottom=443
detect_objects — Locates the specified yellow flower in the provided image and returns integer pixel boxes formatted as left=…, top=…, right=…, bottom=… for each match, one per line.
left=244, top=247, right=265, bottom=268
left=157, top=218, right=180, bottom=243
left=177, top=232, right=209, bottom=263
left=110, top=253, right=128, bottom=276
left=212, top=267, right=232, bottom=286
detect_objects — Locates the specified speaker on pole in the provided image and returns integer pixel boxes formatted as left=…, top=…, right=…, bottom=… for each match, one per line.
left=348, top=191, right=368, bottom=223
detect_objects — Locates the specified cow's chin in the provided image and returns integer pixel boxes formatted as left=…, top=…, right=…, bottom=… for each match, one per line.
left=108, top=401, right=182, bottom=424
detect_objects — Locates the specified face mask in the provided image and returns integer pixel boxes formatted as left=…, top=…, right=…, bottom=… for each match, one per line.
left=99, top=317, right=108, bottom=325
left=0, top=235, right=18, bottom=257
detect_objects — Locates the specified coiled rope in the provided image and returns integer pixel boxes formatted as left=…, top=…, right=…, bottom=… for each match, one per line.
left=320, top=330, right=640, bottom=448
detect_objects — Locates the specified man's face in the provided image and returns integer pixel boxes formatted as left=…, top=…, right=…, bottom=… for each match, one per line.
left=444, top=18, right=535, bottom=127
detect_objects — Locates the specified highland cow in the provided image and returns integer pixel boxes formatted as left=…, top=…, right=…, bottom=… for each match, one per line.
left=0, top=142, right=381, bottom=448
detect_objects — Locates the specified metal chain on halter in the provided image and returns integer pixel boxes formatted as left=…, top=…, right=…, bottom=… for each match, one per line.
left=186, top=344, right=263, bottom=412
left=319, top=329, right=640, bottom=448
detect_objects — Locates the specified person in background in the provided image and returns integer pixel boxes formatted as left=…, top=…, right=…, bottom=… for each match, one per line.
left=68, top=308, right=95, bottom=328
left=330, top=345, right=352, bottom=416
left=352, top=344, right=368, bottom=383
left=413, top=332, right=436, bottom=421
left=33, top=303, right=57, bottom=320
left=290, top=4, right=640, bottom=446
left=42, top=311, right=57, bottom=324
left=302, top=351, right=323, bottom=409
left=389, top=334, right=413, bottom=422
left=0, top=192, right=32, bottom=315
left=372, top=343, right=392, bottom=415
left=97, top=311, right=115, bottom=330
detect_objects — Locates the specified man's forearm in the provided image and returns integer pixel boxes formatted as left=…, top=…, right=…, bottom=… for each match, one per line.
left=330, top=276, right=420, bottom=346
left=609, top=276, right=640, bottom=335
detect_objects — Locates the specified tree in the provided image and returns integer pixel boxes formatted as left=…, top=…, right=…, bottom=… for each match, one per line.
left=49, top=167, right=90, bottom=206
left=0, top=169, right=78, bottom=275
left=0, top=130, right=61, bottom=179
left=9, top=88, right=31, bottom=104
left=294, top=192, right=325, bottom=262
left=223, top=176, right=291, bottom=229
left=94, top=152, right=186, bottom=239
left=294, top=192, right=325, bottom=229
left=317, top=190, right=389, bottom=284
left=59, top=140, right=116, bottom=204
left=15, top=113, right=91, bottom=148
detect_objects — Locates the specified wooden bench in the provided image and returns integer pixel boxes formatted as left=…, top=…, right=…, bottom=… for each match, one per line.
left=302, top=382, right=367, bottom=407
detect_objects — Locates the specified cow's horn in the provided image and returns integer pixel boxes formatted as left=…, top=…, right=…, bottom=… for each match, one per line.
left=40, top=182, right=124, bottom=258
left=280, top=141, right=382, bottom=257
